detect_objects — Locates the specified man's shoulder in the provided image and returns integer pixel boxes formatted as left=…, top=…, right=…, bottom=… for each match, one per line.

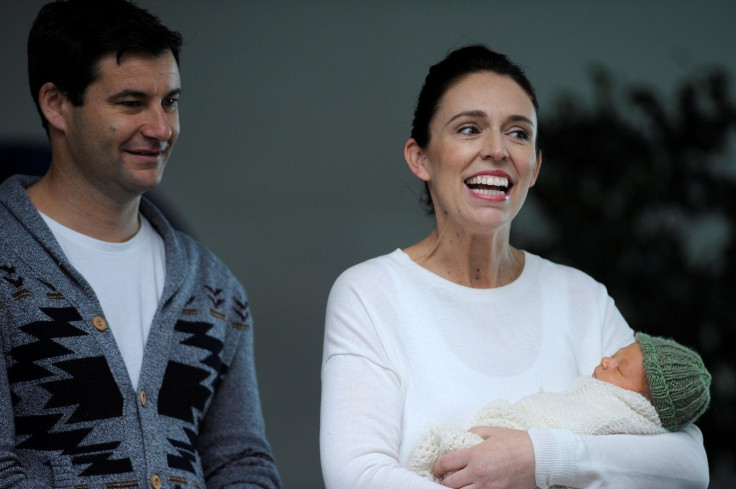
left=140, top=198, right=242, bottom=286
left=0, top=175, right=46, bottom=254
left=0, top=174, right=38, bottom=218
left=175, top=228, right=232, bottom=272
left=140, top=198, right=224, bottom=261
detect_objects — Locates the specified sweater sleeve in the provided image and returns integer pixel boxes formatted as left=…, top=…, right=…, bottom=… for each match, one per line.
left=197, top=294, right=282, bottom=489
left=0, top=320, right=53, bottom=489
left=530, top=288, right=709, bottom=488
left=530, top=426, right=708, bottom=488
left=320, top=270, right=442, bottom=489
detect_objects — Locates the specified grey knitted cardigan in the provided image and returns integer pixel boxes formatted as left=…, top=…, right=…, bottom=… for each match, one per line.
left=0, top=175, right=281, bottom=489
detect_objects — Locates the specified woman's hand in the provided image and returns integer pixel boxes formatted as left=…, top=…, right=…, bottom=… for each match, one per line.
left=432, top=426, right=536, bottom=489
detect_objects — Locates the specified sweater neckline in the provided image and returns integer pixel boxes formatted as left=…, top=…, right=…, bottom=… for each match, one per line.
left=390, top=248, right=540, bottom=299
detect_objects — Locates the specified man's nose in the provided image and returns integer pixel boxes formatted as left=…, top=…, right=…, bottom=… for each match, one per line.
left=141, top=105, right=173, bottom=141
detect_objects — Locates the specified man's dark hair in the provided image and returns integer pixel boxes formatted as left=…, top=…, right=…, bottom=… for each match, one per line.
left=28, top=0, right=183, bottom=132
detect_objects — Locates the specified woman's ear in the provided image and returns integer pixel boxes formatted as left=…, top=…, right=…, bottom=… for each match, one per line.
left=38, top=82, right=70, bottom=133
left=404, top=138, right=431, bottom=182
left=529, top=150, right=542, bottom=187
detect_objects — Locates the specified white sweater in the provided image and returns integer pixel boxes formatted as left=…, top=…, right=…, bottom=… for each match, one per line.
left=320, top=249, right=708, bottom=488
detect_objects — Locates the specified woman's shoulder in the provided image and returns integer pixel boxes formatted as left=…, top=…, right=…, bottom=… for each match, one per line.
left=331, top=249, right=407, bottom=290
left=524, top=251, right=609, bottom=293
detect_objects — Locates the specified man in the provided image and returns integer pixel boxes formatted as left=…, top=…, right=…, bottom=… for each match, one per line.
left=0, top=1, right=282, bottom=488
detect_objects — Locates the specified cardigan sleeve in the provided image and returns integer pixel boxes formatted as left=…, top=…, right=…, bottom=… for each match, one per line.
left=196, top=293, right=282, bottom=489
left=0, top=321, right=54, bottom=489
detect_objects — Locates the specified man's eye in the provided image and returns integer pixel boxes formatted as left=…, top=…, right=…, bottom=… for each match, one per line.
left=162, top=98, right=179, bottom=111
left=120, top=100, right=141, bottom=108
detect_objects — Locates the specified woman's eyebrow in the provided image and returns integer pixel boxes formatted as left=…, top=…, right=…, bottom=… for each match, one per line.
left=446, top=109, right=487, bottom=125
left=445, top=111, right=535, bottom=128
left=507, top=114, right=535, bottom=127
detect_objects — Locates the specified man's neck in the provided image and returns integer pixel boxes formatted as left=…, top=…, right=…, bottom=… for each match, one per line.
left=26, top=172, right=142, bottom=243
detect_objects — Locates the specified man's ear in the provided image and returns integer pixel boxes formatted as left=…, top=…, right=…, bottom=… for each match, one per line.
left=404, top=138, right=431, bottom=182
left=38, top=82, right=70, bottom=133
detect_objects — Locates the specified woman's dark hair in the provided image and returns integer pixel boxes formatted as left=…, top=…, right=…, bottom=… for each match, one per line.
left=28, top=0, right=183, bottom=134
left=410, top=45, right=539, bottom=214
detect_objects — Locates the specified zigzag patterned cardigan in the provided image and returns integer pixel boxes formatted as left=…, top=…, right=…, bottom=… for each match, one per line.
left=0, top=175, right=281, bottom=489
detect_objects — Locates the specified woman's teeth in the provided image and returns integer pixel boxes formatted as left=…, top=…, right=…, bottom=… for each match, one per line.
left=465, top=175, right=509, bottom=195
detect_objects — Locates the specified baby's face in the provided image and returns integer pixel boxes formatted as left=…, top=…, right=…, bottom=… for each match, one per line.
left=593, top=342, right=649, bottom=398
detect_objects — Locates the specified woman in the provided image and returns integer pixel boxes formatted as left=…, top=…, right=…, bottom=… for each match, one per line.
left=320, top=45, right=708, bottom=488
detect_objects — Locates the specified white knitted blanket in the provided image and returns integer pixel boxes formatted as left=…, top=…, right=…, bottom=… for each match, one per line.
left=408, top=377, right=665, bottom=484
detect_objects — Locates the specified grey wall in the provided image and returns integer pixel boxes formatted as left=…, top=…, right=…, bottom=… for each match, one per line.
left=2, top=2, right=735, bottom=488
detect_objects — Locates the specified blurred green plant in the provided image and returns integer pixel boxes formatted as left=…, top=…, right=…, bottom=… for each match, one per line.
left=515, top=66, right=736, bottom=484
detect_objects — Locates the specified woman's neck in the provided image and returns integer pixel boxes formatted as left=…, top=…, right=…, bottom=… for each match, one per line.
left=404, top=227, right=524, bottom=288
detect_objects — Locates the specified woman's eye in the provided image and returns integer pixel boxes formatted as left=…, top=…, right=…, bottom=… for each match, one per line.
left=509, top=129, right=529, bottom=140
left=458, top=125, right=479, bottom=135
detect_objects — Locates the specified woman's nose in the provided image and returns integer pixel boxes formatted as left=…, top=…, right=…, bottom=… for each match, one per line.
left=480, top=134, right=509, bottom=160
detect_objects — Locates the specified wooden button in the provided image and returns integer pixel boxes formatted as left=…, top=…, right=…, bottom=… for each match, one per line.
left=139, top=390, right=147, bottom=407
left=150, top=474, right=161, bottom=489
left=92, top=316, right=107, bottom=331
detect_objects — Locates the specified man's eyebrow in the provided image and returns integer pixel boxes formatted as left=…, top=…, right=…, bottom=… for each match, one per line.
left=108, top=87, right=181, bottom=101
left=108, top=89, right=147, bottom=101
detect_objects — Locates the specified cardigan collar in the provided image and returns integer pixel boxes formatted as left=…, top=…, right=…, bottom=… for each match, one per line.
left=0, top=174, right=188, bottom=305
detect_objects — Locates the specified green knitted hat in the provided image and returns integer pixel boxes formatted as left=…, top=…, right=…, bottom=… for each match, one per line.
left=635, top=332, right=711, bottom=432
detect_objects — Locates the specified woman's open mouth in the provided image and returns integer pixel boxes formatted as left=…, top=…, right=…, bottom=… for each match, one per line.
left=465, top=175, right=511, bottom=197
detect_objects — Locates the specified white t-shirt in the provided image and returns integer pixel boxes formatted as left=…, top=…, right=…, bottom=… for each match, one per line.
left=41, top=213, right=165, bottom=390
left=320, top=249, right=708, bottom=488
